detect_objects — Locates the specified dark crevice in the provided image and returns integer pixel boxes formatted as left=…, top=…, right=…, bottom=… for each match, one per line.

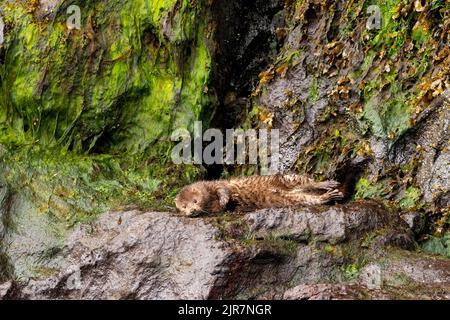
left=209, top=0, right=285, bottom=130
left=0, top=186, right=15, bottom=282
left=334, top=159, right=371, bottom=202
left=206, top=0, right=286, bottom=179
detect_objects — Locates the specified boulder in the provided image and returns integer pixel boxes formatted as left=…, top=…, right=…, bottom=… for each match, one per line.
left=2, top=201, right=448, bottom=300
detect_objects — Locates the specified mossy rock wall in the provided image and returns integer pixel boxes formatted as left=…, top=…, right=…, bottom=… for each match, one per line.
left=0, top=0, right=216, bottom=213
left=1, top=0, right=214, bottom=153
left=0, top=0, right=215, bottom=280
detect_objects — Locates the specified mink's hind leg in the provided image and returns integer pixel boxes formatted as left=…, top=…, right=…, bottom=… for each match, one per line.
left=289, top=189, right=344, bottom=206
left=279, top=174, right=340, bottom=191
left=277, top=174, right=317, bottom=189
left=314, top=180, right=341, bottom=191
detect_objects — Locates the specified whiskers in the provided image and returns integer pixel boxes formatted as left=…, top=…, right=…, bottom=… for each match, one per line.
left=162, top=205, right=176, bottom=212
left=189, top=208, right=211, bottom=217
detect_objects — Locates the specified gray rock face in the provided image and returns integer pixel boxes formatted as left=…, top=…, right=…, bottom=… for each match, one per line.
left=0, top=185, right=67, bottom=281
left=255, top=0, right=449, bottom=208
left=246, top=201, right=406, bottom=244
left=283, top=283, right=388, bottom=300
left=0, top=281, right=12, bottom=299
left=16, top=211, right=230, bottom=300
left=283, top=250, right=450, bottom=300
left=2, top=201, right=449, bottom=300
left=390, top=93, right=450, bottom=206
left=382, top=251, right=450, bottom=287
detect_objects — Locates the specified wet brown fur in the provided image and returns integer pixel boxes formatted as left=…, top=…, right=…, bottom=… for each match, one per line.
left=175, top=174, right=343, bottom=217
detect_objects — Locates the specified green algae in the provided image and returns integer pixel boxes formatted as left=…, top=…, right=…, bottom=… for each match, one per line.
left=360, top=94, right=411, bottom=139
left=355, top=178, right=388, bottom=200
left=0, top=0, right=214, bottom=215
left=309, top=76, right=320, bottom=104
left=1, top=0, right=213, bottom=153
left=279, top=0, right=446, bottom=224
left=421, top=232, right=450, bottom=258
left=340, top=263, right=361, bottom=280
left=398, top=186, right=421, bottom=210
left=0, top=140, right=205, bottom=280
left=352, top=0, right=438, bottom=141
left=0, top=1, right=216, bottom=279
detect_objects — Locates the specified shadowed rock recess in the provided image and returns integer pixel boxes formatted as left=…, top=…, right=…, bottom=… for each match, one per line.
left=0, top=0, right=449, bottom=300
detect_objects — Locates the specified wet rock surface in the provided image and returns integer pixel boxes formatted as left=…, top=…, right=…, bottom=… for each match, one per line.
left=2, top=202, right=449, bottom=300
left=0, top=281, right=12, bottom=299
left=246, top=201, right=410, bottom=244
left=8, top=211, right=230, bottom=299
left=283, top=283, right=389, bottom=300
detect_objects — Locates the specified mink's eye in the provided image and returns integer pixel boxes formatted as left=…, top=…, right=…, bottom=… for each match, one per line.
left=193, top=199, right=198, bottom=204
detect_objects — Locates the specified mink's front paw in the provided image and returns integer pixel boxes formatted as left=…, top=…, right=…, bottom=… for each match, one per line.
left=217, top=187, right=230, bottom=208
left=219, top=196, right=229, bottom=207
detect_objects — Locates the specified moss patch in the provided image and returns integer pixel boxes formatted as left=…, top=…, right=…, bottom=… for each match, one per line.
left=355, top=178, right=388, bottom=200
left=421, top=233, right=450, bottom=258
left=398, top=186, right=421, bottom=210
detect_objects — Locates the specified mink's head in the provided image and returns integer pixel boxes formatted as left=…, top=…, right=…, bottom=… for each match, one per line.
left=175, top=183, right=210, bottom=217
